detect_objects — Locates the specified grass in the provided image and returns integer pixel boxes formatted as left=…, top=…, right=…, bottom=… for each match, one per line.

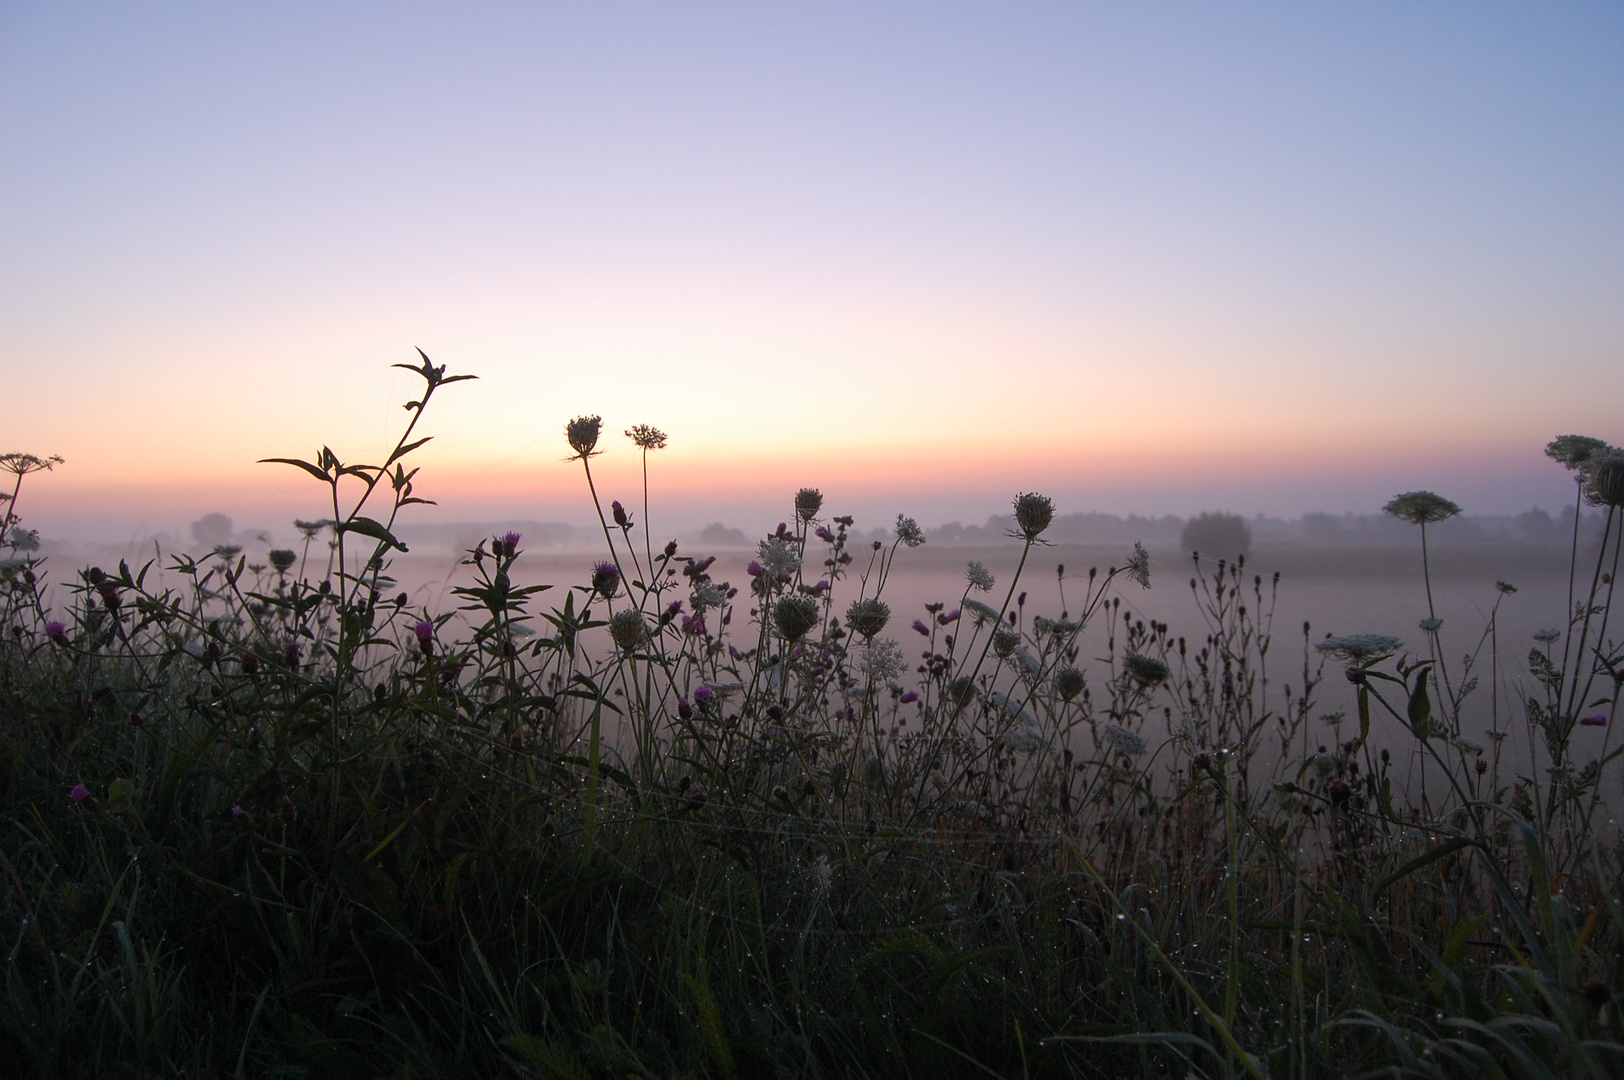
left=0, top=356, right=1621, bottom=1078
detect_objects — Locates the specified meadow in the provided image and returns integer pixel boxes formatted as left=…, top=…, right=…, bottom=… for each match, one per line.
left=1, top=355, right=1620, bottom=1078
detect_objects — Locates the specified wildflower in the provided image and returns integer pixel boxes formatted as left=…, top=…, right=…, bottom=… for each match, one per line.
left=612, top=500, right=630, bottom=527
left=240, top=653, right=259, bottom=676
left=231, top=804, right=249, bottom=822
left=590, top=561, right=621, bottom=599
left=938, top=608, right=960, bottom=626
left=774, top=596, right=819, bottom=641
left=1123, top=652, right=1170, bottom=687
left=1383, top=491, right=1461, bottom=526
left=1054, top=666, right=1085, bottom=702
left=965, top=560, right=995, bottom=591
left=1419, top=617, right=1443, bottom=632
left=911, top=619, right=930, bottom=636
left=962, top=598, right=1001, bottom=625
left=608, top=609, right=646, bottom=650
left=625, top=424, right=668, bottom=450
left=283, top=641, right=302, bottom=668
left=1495, top=580, right=1518, bottom=595
left=846, top=598, right=891, bottom=640
left=757, top=537, right=801, bottom=580
left=1012, top=492, right=1055, bottom=540
left=499, top=531, right=522, bottom=557
left=1546, top=434, right=1608, bottom=471
left=895, top=515, right=925, bottom=547
left=70, top=783, right=91, bottom=805
left=795, top=488, right=824, bottom=521
left=0, top=452, right=64, bottom=477
left=268, top=549, right=297, bottom=573
left=693, top=685, right=714, bottom=705
left=859, top=637, right=907, bottom=682
left=565, top=415, right=602, bottom=458
left=294, top=519, right=327, bottom=539
left=44, top=620, right=67, bottom=645
left=992, top=626, right=1020, bottom=657
left=1102, top=724, right=1147, bottom=757
left=681, top=613, right=707, bottom=637
left=1125, top=541, right=1151, bottom=589
left=815, top=525, right=835, bottom=543
left=899, top=691, right=919, bottom=704
left=1533, top=628, right=1561, bottom=644
left=1315, top=634, right=1403, bottom=663
left=1325, top=778, right=1353, bottom=804
left=413, top=620, right=435, bottom=653
left=693, top=581, right=726, bottom=608
left=1580, top=714, right=1607, bottom=727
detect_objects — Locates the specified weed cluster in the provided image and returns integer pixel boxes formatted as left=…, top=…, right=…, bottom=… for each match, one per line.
left=1, top=360, right=1620, bottom=1078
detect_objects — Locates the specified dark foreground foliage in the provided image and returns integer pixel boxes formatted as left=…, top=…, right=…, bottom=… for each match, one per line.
left=1, top=361, right=1621, bottom=1078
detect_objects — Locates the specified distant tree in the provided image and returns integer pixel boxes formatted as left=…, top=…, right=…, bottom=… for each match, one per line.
left=698, top=522, right=748, bottom=547
left=1180, top=512, right=1252, bottom=560
left=191, top=513, right=234, bottom=546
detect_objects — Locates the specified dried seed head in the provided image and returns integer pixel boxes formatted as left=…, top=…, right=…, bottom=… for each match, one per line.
left=992, top=626, right=1020, bottom=657
left=1546, top=434, right=1608, bottom=472
left=625, top=424, right=668, bottom=450
left=774, top=596, right=820, bottom=641
left=1054, top=665, right=1085, bottom=702
left=1012, top=492, right=1054, bottom=540
left=1383, top=491, right=1461, bottom=526
left=1123, top=652, right=1170, bottom=687
left=566, top=415, right=602, bottom=458
left=608, top=608, right=647, bottom=651
left=846, top=598, right=891, bottom=640
left=794, top=487, right=823, bottom=521
left=1583, top=448, right=1624, bottom=508
left=268, top=549, right=297, bottom=573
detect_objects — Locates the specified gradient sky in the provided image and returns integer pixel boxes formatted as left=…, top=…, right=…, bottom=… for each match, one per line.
left=3, top=2, right=1621, bottom=539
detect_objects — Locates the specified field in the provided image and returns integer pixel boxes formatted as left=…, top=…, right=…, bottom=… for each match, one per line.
left=1, top=359, right=1620, bottom=1078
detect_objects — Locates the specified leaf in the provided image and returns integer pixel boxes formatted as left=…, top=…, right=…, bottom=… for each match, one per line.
left=105, top=778, right=134, bottom=813
left=337, top=516, right=409, bottom=552
left=1374, top=836, right=1474, bottom=894
left=1407, top=664, right=1433, bottom=738
left=258, top=457, right=330, bottom=483
left=386, top=436, right=433, bottom=466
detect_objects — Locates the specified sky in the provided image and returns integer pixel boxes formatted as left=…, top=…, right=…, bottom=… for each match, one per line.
left=2, top=2, right=1621, bottom=541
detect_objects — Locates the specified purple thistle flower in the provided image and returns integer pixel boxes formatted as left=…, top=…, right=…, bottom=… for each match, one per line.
left=693, top=685, right=714, bottom=704
left=1580, top=713, right=1608, bottom=727
left=811, top=665, right=826, bottom=677
left=815, top=526, right=835, bottom=543
left=231, top=804, right=248, bottom=821
left=682, top=613, right=706, bottom=637
left=413, top=620, right=434, bottom=645
left=500, top=531, right=522, bottom=557
left=900, top=691, right=919, bottom=704
left=45, top=620, right=67, bottom=644
left=747, top=560, right=763, bottom=577
left=912, top=619, right=931, bottom=636
left=612, top=501, right=629, bottom=528
left=939, top=609, right=961, bottom=625
left=591, top=561, right=621, bottom=599
left=70, top=783, right=91, bottom=804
